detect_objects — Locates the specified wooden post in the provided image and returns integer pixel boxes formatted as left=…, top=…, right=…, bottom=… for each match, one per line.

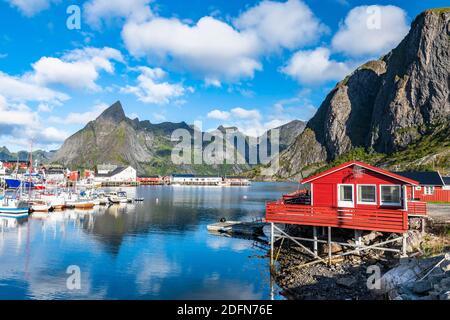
left=313, top=226, right=318, bottom=256
left=328, top=226, right=332, bottom=265
left=355, top=230, right=362, bottom=256
left=270, top=223, right=274, bottom=266
left=402, top=233, right=407, bottom=257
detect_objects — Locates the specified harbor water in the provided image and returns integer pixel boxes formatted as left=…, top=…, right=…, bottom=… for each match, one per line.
left=0, top=182, right=296, bottom=299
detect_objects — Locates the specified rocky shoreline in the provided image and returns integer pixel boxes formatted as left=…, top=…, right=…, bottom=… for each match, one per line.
left=271, top=223, right=450, bottom=300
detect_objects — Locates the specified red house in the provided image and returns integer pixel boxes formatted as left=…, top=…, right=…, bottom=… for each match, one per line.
left=266, top=161, right=427, bottom=234
left=395, top=171, right=450, bottom=203
left=137, top=176, right=163, bottom=185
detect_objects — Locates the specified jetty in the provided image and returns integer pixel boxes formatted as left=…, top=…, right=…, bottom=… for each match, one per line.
left=207, top=220, right=265, bottom=236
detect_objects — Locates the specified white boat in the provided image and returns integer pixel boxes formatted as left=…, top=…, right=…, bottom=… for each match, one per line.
left=40, top=194, right=66, bottom=210
left=108, top=191, right=129, bottom=204
left=0, top=196, right=29, bottom=218
left=30, top=199, right=52, bottom=212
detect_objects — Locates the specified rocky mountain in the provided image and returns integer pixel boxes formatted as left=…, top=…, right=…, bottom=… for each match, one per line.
left=268, top=120, right=306, bottom=151
left=276, top=8, right=450, bottom=179
left=52, top=101, right=305, bottom=175
left=0, top=146, right=55, bottom=164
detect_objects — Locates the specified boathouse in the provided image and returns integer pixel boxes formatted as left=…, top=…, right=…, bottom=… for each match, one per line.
left=266, top=161, right=428, bottom=265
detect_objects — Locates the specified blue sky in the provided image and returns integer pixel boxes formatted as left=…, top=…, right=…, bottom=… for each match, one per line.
left=0, top=0, right=448, bottom=151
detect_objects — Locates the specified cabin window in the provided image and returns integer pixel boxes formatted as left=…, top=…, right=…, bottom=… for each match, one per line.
left=424, top=186, right=434, bottom=195
left=380, top=185, right=401, bottom=206
left=357, top=185, right=377, bottom=204
left=338, top=184, right=354, bottom=207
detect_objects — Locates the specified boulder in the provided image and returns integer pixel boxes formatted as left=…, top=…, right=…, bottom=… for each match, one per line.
left=440, top=291, right=450, bottom=300
left=412, top=280, right=433, bottom=294
left=336, top=277, right=357, bottom=288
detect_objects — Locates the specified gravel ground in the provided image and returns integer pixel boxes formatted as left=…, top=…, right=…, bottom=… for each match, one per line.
left=428, top=204, right=450, bottom=224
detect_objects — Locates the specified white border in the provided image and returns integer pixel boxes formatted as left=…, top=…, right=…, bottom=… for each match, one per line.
left=380, top=184, right=401, bottom=206
left=337, top=184, right=354, bottom=208
left=356, top=184, right=377, bottom=205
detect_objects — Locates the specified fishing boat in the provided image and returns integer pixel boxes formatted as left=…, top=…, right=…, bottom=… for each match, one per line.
left=108, top=191, right=129, bottom=204
left=43, top=195, right=66, bottom=210
left=29, top=199, right=52, bottom=212
left=64, top=194, right=95, bottom=209
left=0, top=196, right=30, bottom=218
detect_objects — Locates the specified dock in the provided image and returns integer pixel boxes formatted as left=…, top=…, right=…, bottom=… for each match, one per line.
left=207, top=220, right=265, bottom=236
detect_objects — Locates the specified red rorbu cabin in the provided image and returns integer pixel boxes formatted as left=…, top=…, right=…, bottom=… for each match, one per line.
left=266, top=161, right=427, bottom=234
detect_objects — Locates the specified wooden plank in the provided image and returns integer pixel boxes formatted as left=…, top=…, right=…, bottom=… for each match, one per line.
left=266, top=202, right=408, bottom=233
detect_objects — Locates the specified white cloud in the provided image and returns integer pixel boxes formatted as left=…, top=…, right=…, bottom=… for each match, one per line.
left=84, top=0, right=153, bottom=29
left=6, top=0, right=58, bottom=17
left=30, top=47, right=124, bottom=91
left=0, top=71, right=68, bottom=103
left=282, top=47, right=352, bottom=84
left=122, top=17, right=262, bottom=83
left=234, top=0, right=327, bottom=51
left=122, top=1, right=326, bottom=84
left=207, top=109, right=230, bottom=120
left=206, top=107, right=270, bottom=136
left=230, top=107, right=261, bottom=120
left=48, top=103, right=108, bottom=125
left=120, top=66, right=190, bottom=104
left=0, top=95, right=68, bottom=146
left=331, top=5, right=409, bottom=57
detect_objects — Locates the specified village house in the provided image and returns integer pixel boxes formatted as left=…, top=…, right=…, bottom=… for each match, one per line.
left=396, top=171, right=450, bottom=203
left=266, top=161, right=429, bottom=264
left=94, top=165, right=137, bottom=183
left=137, top=175, right=163, bottom=185
left=224, top=176, right=251, bottom=186
left=170, top=174, right=223, bottom=185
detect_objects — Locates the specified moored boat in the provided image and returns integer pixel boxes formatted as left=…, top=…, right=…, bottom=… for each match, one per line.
left=0, top=196, right=30, bottom=218
left=29, top=199, right=52, bottom=212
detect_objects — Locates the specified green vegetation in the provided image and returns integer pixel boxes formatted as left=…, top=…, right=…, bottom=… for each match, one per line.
left=305, top=123, right=450, bottom=179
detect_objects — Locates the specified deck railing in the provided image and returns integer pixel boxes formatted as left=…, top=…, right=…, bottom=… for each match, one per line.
left=266, top=202, right=408, bottom=233
left=407, top=201, right=427, bottom=216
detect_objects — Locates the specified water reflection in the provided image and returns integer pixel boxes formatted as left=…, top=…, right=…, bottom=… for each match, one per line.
left=0, top=182, right=295, bottom=300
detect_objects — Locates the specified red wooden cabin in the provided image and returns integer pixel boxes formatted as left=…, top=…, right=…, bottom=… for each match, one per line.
left=266, top=161, right=427, bottom=234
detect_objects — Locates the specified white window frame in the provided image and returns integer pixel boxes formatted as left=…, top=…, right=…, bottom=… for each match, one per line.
left=415, top=186, right=421, bottom=191
left=357, top=184, right=377, bottom=205
left=337, top=184, right=355, bottom=208
left=424, top=186, right=434, bottom=195
left=380, top=184, right=402, bottom=206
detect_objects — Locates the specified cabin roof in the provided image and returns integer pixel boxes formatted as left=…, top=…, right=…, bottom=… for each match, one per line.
left=96, top=166, right=127, bottom=177
left=171, top=174, right=195, bottom=178
left=395, top=171, right=445, bottom=186
left=443, top=177, right=450, bottom=185
left=301, top=160, right=419, bottom=185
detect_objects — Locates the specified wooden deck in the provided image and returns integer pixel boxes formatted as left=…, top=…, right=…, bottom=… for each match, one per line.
left=266, top=202, right=410, bottom=233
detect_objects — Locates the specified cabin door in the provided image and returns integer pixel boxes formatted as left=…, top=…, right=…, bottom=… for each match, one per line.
left=338, top=184, right=354, bottom=208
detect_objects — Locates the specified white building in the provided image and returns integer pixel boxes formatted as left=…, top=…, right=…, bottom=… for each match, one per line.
left=170, top=174, right=223, bottom=185
left=94, top=166, right=137, bottom=183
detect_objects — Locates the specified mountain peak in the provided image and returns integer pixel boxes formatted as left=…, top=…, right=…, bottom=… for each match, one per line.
left=96, top=101, right=126, bottom=123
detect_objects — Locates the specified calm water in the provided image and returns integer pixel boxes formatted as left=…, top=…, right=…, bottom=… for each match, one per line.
left=0, top=182, right=297, bottom=300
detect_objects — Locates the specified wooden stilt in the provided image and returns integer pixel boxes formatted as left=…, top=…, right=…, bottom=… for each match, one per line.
left=402, top=232, right=408, bottom=257
left=313, top=226, right=318, bottom=256
left=328, top=226, right=332, bottom=265
left=355, top=230, right=362, bottom=256
left=270, top=222, right=274, bottom=266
